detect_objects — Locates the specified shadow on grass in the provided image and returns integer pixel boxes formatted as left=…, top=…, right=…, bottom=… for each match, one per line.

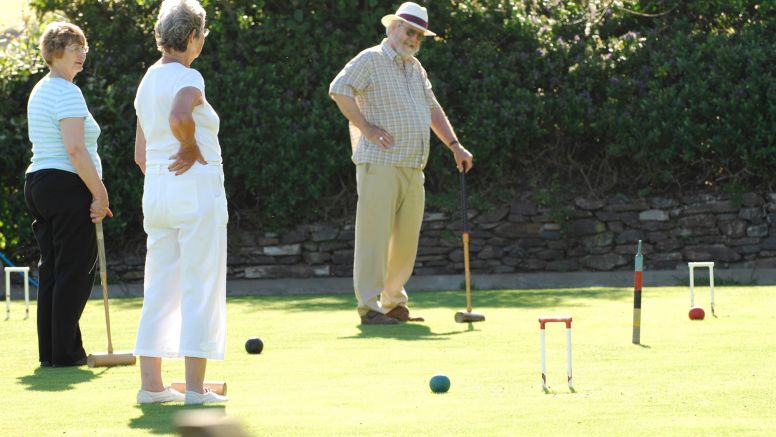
left=543, top=386, right=576, bottom=395
left=107, top=298, right=144, bottom=310
left=18, top=366, right=99, bottom=391
left=340, top=323, right=477, bottom=341
left=228, top=288, right=630, bottom=313
left=129, top=404, right=226, bottom=435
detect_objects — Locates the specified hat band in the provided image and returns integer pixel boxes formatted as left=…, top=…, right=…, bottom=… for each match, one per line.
left=398, top=13, right=428, bottom=29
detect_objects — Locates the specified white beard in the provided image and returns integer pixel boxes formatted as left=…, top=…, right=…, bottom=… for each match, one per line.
left=396, top=43, right=419, bottom=59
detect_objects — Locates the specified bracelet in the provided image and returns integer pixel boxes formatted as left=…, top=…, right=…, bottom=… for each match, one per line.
left=448, top=140, right=460, bottom=148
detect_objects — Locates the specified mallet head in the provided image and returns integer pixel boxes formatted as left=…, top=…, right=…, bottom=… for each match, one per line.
left=454, top=311, right=485, bottom=323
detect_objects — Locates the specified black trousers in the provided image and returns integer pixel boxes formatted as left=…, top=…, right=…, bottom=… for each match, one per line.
left=24, top=169, right=97, bottom=366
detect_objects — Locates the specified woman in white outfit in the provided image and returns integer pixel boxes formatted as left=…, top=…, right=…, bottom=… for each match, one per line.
left=133, top=0, right=228, bottom=405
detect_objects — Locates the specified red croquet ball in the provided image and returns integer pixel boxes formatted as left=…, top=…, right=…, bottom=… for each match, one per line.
left=689, top=307, right=705, bottom=320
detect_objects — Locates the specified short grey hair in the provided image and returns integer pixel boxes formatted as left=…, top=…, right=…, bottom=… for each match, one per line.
left=154, top=0, right=206, bottom=52
left=386, top=20, right=402, bottom=37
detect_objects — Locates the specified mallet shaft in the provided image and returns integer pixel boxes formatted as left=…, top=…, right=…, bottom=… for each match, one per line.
left=96, top=222, right=114, bottom=353
left=460, top=165, right=472, bottom=313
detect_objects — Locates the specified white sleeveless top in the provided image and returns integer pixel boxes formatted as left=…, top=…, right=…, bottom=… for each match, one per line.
left=134, top=62, right=221, bottom=165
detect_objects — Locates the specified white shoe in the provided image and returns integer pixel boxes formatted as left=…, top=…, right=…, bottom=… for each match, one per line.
left=137, top=387, right=185, bottom=404
left=185, top=389, right=229, bottom=405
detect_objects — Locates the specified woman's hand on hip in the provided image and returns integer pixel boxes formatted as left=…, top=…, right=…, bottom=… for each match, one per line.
left=168, top=144, right=208, bottom=175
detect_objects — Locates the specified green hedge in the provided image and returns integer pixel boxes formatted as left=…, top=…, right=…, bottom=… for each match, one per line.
left=1, top=0, right=774, bottom=262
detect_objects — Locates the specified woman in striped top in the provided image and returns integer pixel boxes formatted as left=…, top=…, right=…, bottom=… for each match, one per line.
left=24, top=22, right=111, bottom=368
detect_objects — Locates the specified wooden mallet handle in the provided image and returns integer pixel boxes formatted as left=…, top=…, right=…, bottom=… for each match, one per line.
left=96, top=221, right=113, bottom=354
left=460, top=163, right=472, bottom=313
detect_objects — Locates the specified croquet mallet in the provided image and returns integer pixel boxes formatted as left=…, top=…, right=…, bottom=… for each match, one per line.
left=86, top=221, right=136, bottom=367
left=454, top=163, right=485, bottom=323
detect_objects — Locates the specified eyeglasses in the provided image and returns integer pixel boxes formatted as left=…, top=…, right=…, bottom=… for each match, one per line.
left=203, top=28, right=210, bottom=38
left=401, top=23, right=425, bottom=41
left=66, top=45, right=89, bottom=54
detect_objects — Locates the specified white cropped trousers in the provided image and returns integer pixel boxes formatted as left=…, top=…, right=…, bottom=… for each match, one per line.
left=134, top=162, right=228, bottom=360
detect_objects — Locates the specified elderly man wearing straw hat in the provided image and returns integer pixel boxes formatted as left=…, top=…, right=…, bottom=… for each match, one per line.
left=329, top=2, right=474, bottom=325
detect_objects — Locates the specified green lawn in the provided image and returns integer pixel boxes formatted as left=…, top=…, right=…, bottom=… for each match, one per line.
left=2, top=285, right=775, bottom=436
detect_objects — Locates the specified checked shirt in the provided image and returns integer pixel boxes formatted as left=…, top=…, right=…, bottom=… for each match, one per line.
left=329, top=39, right=440, bottom=169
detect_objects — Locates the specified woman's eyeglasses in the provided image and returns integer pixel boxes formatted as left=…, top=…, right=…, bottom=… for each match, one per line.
left=66, top=45, right=89, bottom=54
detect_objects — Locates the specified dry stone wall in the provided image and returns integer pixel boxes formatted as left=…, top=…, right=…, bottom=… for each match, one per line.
left=108, top=192, right=776, bottom=281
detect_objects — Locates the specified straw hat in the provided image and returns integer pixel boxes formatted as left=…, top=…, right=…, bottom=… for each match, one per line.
left=381, top=2, right=436, bottom=37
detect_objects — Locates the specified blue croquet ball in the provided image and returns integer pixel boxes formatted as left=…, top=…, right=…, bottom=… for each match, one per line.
left=429, top=374, right=451, bottom=393
left=245, top=337, right=263, bottom=354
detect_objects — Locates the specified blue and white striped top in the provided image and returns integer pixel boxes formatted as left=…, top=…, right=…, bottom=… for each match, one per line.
left=26, top=75, right=102, bottom=177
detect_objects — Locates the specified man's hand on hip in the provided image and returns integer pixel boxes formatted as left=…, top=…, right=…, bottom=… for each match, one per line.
left=364, top=124, right=394, bottom=149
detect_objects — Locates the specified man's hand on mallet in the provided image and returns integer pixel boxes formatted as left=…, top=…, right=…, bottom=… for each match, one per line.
left=451, top=142, right=473, bottom=173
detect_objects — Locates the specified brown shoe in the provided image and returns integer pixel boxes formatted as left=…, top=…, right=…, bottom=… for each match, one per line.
left=360, top=310, right=400, bottom=325
left=385, top=306, right=425, bottom=322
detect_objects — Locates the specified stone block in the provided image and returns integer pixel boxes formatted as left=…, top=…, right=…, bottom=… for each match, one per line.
left=263, top=244, right=301, bottom=256
left=521, top=259, right=547, bottom=270
left=746, top=223, right=768, bottom=238
left=477, top=206, right=510, bottom=223
left=581, top=232, right=614, bottom=248
left=648, top=197, right=676, bottom=209
left=580, top=253, right=628, bottom=270
left=510, top=200, right=538, bottom=215
left=319, top=241, right=349, bottom=252
left=639, top=209, right=669, bottom=221
left=424, top=212, right=448, bottom=221
left=741, top=192, right=763, bottom=206
left=607, top=221, right=624, bottom=233
left=494, top=223, right=542, bottom=238
left=603, top=199, right=649, bottom=212
left=574, top=197, right=605, bottom=210
left=646, top=231, right=668, bottom=242
left=739, top=207, right=764, bottom=222
left=303, top=252, right=331, bottom=264
left=655, top=239, right=681, bottom=251
left=276, top=256, right=303, bottom=265
left=683, top=200, right=737, bottom=215
left=418, top=246, right=453, bottom=256
left=682, top=245, right=741, bottom=262
left=615, top=229, right=645, bottom=245
left=535, top=249, right=563, bottom=261
left=569, top=218, right=606, bottom=236
left=332, top=250, right=354, bottom=265
left=641, top=221, right=675, bottom=231
left=477, top=246, right=501, bottom=259
left=281, top=230, right=307, bottom=244
left=337, top=229, right=355, bottom=241
left=546, top=259, right=578, bottom=271
left=718, top=220, right=746, bottom=238
left=678, top=214, right=716, bottom=229
left=310, top=225, right=339, bottom=242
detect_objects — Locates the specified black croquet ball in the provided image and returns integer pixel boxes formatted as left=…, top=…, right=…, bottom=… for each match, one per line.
left=429, top=374, right=451, bottom=393
left=245, top=337, right=263, bottom=354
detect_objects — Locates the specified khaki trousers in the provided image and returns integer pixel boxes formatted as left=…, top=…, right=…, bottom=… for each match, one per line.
left=354, top=164, right=425, bottom=316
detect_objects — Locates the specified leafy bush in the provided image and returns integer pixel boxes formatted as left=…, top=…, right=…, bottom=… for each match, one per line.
left=1, top=0, right=774, bottom=262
